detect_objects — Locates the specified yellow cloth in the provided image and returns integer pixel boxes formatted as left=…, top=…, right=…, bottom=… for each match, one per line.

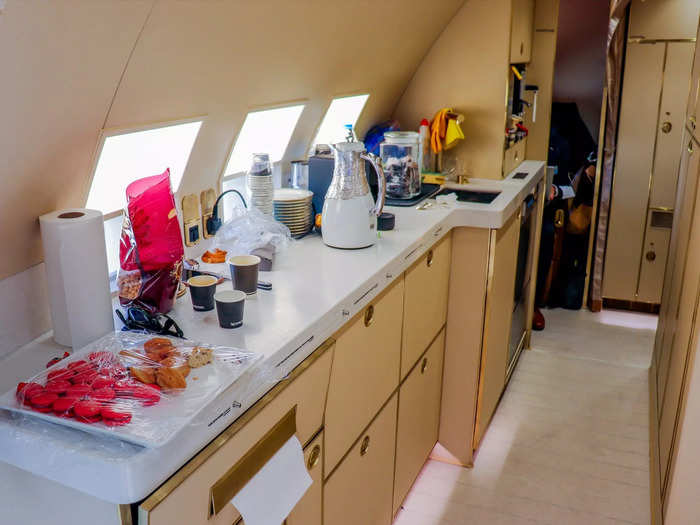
left=430, top=108, right=449, bottom=154
left=430, top=107, right=464, bottom=153
left=444, top=118, right=464, bottom=150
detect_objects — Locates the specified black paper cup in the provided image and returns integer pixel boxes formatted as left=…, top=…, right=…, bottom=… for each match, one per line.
left=228, top=255, right=261, bottom=295
left=188, top=275, right=219, bottom=311
left=214, top=290, right=246, bottom=328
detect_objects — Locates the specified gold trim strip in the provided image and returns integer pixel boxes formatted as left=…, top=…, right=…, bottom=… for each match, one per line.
left=629, top=38, right=696, bottom=44
left=139, top=338, right=334, bottom=515
left=505, top=330, right=527, bottom=383
left=210, top=407, right=297, bottom=516
left=583, top=88, right=608, bottom=307
left=118, top=504, right=133, bottom=525
left=473, top=225, right=500, bottom=447
left=649, top=206, right=674, bottom=212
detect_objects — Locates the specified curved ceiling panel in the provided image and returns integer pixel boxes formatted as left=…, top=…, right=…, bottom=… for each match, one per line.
left=0, top=0, right=153, bottom=279
left=1, top=0, right=464, bottom=280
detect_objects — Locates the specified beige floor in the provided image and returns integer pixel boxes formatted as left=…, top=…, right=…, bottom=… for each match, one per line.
left=393, top=308, right=656, bottom=525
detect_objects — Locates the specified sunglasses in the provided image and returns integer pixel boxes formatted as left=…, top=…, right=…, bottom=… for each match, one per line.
left=115, top=307, right=185, bottom=339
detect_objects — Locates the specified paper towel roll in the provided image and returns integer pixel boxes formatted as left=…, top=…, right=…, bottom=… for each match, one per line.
left=40, top=208, right=114, bottom=349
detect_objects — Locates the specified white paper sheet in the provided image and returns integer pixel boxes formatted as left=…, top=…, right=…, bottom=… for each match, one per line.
left=231, top=435, right=312, bottom=525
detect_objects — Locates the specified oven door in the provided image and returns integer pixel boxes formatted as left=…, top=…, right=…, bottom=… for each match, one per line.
left=508, top=188, right=538, bottom=376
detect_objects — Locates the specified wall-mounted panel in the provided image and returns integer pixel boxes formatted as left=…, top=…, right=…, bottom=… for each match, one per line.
left=0, top=0, right=464, bottom=284
left=105, top=0, right=464, bottom=197
left=393, top=0, right=512, bottom=180
left=0, top=1, right=153, bottom=281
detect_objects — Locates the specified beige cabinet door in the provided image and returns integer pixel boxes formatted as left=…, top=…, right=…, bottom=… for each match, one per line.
left=510, top=0, right=534, bottom=63
left=394, top=329, right=445, bottom=515
left=688, top=29, right=700, bottom=138
left=286, top=432, right=323, bottom=525
left=401, top=234, right=451, bottom=379
left=649, top=43, right=695, bottom=210
left=658, top=134, right=700, bottom=411
left=503, top=137, right=527, bottom=177
left=603, top=42, right=665, bottom=301
left=637, top=211, right=673, bottom=304
left=324, top=279, right=404, bottom=474
left=628, top=0, right=700, bottom=41
left=659, top=143, right=700, bottom=491
left=323, top=394, right=398, bottom=525
left=474, top=210, right=520, bottom=447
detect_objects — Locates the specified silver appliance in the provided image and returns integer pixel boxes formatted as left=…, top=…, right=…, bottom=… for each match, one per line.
left=507, top=182, right=540, bottom=377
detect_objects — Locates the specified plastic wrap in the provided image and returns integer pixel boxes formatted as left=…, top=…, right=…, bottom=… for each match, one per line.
left=118, top=169, right=184, bottom=314
left=1, top=332, right=260, bottom=448
left=212, top=207, right=292, bottom=259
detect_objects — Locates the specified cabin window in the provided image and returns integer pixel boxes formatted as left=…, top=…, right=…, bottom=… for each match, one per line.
left=221, top=176, right=248, bottom=222
left=86, top=119, right=203, bottom=282
left=86, top=120, right=203, bottom=216
left=223, top=104, right=305, bottom=177
left=104, top=214, right=123, bottom=275
left=310, top=94, right=370, bottom=150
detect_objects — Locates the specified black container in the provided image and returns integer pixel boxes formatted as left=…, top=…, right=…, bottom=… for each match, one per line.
left=214, top=290, right=246, bottom=329
left=187, top=275, right=219, bottom=311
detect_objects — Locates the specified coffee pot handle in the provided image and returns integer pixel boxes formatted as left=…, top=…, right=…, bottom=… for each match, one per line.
left=362, top=153, right=385, bottom=217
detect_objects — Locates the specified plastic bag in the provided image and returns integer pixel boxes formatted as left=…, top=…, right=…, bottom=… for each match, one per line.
left=2, top=332, right=260, bottom=448
left=118, top=169, right=184, bottom=314
left=212, top=207, right=292, bottom=260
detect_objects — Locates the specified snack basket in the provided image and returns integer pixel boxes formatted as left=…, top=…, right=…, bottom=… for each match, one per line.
left=0, top=332, right=261, bottom=448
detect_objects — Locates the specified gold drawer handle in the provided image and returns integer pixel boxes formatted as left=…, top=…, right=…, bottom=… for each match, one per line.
left=307, top=444, right=321, bottom=470
left=360, top=435, right=370, bottom=456
left=426, top=250, right=434, bottom=267
left=690, top=140, right=695, bottom=155
left=364, top=304, right=374, bottom=327
left=421, top=357, right=428, bottom=374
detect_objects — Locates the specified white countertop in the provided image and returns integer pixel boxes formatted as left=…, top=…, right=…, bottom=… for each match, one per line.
left=0, top=161, right=544, bottom=504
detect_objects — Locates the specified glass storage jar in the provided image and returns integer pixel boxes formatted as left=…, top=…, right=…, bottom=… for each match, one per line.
left=380, top=131, right=421, bottom=200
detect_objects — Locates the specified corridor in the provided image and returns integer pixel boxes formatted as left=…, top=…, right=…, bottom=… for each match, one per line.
left=394, top=308, right=656, bottom=524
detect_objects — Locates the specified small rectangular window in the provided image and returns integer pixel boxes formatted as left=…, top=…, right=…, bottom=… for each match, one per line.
left=224, top=104, right=305, bottom=177
left=103, top=214, right=123, bottom=276
left=86, top=119, right=203, bottom=216
left=311, top=94, right=369, bottom=151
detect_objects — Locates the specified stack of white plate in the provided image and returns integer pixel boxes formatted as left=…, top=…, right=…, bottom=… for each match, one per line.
left=247, top=173, right=274, bottom=215
left=273, top=188, right=314, bottom=236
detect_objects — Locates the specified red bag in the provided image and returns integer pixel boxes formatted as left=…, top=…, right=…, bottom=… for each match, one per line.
left=118, top=169, right=184, bottom=313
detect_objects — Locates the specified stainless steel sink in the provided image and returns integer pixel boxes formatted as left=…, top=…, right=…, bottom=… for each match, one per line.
left=435, top=188, right=501, bottom=204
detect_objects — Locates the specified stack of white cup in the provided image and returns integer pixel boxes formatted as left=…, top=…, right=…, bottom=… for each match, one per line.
left=246, top=153, right=274, bottom=216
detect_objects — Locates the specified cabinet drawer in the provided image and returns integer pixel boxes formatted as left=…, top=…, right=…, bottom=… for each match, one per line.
left=503, top=138, right=526, bottom=177
left=286, top=431, right=323, bottom=525
left=324, top=394, right=398, bottom=525
left=139, top=343, right=333, bottom=525
left=325, top=278, right=404, bottom=474
left=394, top=329, right=445, bottom=515
left=401, top=234, right=451, bottom=379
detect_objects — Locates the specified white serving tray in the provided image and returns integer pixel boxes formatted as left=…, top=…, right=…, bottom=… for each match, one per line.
left=0, top=333, right=260, bottom=448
